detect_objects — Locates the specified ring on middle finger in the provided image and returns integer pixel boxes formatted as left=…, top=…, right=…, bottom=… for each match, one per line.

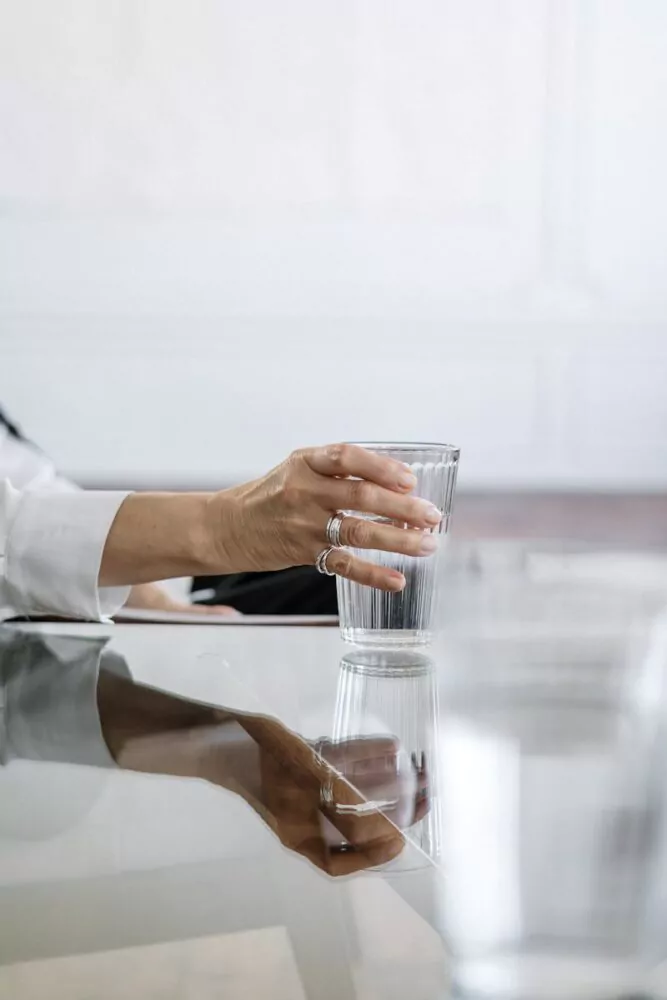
left=325, top=512, right=348, bottom=549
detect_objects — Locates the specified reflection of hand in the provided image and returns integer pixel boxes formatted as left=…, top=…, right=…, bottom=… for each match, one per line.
left=97, top=671, right=420, bottom=877
left=317, top=737, right=430, bottom=832
left=260, top=738, right=405, bottom=876
left=202, top=715, right=410, bottom=876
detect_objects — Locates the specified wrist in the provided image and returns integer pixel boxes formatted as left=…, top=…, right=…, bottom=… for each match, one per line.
left=201, top=489, right=244, bottom=575
left=197, top=720, right=262, bottom=798
left=102, top=492, right=222, bottom=586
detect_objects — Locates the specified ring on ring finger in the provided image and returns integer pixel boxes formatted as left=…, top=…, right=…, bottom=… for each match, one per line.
left=315, top=546, right=337, bottom=576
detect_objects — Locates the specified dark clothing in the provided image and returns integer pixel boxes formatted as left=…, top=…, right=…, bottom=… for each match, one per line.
left=0, top=408, right=24, bottom=440
left=191, top=567, right=338, bottom=615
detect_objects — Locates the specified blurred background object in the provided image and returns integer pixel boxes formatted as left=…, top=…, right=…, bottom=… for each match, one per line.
left=436, top=541, right=667, bottom=999
left=1, top=1, right=666, bottom=541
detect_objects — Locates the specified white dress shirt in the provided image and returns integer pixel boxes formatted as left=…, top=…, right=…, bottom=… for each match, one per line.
left=0, top=425, right=130, bottom=621
left=0, top=630, right=118, bottom=768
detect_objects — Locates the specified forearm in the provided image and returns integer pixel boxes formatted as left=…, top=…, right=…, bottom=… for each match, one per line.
left=97, top=668, right=235, bottom=774
left=99, top=492, right=222, bottom=586
left=96, top=670, right=276, bottom=804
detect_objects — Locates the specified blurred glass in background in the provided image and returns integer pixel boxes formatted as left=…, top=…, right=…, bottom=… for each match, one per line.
left=436, top=542, right=667, bottom=999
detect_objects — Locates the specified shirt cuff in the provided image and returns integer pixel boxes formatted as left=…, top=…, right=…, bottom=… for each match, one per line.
left=6, top=489, right=132, bottom=621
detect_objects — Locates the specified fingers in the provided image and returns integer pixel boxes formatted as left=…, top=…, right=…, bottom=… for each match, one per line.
left=296, top=830, right=405, bottom=877
left=324, top=548, right=406, bottom=592
left=412, top=795, right=431, bottom=825
left=317, top=790, right=407, bottom=875
left=188, top=604, right=242, bottom=617
left=362, top=829, right=405, bottom=868
left=303, top=443, right=441, bottom=527
left=338, top=515, right=439, bottom=558
left=305, top=443, right=417, bottom=494
left=326, top=478, right=441, bottom=530
left=319, top=736, right=400, bottom=770
left=318, top=736, right=401, bottom=791
left=325, top=830, right=405, bottom=876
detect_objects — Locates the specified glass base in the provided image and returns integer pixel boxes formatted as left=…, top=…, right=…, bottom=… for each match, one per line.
left=340, top=627, right=433, bottom=647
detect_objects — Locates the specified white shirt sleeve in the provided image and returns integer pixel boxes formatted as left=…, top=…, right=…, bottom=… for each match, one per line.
left=0, top=632, right=119, bottom=767
left=0, top=480, right=131, bottom=622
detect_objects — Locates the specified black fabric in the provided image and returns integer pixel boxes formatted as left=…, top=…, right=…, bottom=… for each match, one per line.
left=0, top=407, right=25, bottom=440
left=191, top=567, right=338, bottom=615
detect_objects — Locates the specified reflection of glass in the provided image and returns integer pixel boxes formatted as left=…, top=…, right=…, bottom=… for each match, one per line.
left=337, top=442, right=459, bottom=646
left=438, top=597, right=667, bottom=1000
left=325, top=648, right=441, bottom=871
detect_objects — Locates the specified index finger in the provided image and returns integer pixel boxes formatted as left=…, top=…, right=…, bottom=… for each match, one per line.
left=305, top=444, right=417, bottom=493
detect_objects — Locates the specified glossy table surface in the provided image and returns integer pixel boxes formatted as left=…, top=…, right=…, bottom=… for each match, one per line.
left=0, top=622, right=450, bottom=1000
left=3, top=541, right=667, bottom=1000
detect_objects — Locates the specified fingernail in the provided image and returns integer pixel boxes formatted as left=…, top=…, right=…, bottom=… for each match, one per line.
left=398, top=469, right=417, bottom=490
left=419, top=534, right=439, bottom=555
left=389, top=572, right=406, bottom=590
left=421, top=503, right=442, bottom=525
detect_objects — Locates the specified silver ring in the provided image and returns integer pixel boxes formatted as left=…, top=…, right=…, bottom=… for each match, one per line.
left=315, top=546, right=337, bottom=576
left=325, top=512, right=347, bottom=548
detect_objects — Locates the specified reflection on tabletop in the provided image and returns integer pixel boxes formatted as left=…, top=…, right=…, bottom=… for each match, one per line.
left=330, top=648, right=439, bottom=869
left=0, top=628, right=431, bottom=878
left=436, top=542, right=667, bottom=1000
left=5, top=539, right=667, bottom=1000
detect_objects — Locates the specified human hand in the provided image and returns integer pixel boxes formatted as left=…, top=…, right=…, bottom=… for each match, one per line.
left=261, top=736, right=407, bottom=875
left=210, top=713, right=427, bottom=876
left=207, top=444, right=442, bottom=592
left=96, top=669, right=422, bottom=877
left=124, top=583, right=239, bottom=617
left=316, top=737, right=430, bottom=835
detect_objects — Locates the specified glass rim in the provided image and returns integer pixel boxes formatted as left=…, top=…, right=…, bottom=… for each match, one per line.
left=348, top=440, right=460, bottom=457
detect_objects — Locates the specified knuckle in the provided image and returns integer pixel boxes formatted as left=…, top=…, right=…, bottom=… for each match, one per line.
left=348, top=479, right=372, bottom=511
left=281, top=483, right=303, bottom=510
left=347, top=517, right=371, bottom=548
left=335, top=550, right=354, bottom=578
left=407, top=529, right=425, bottom=555
left=325, top=442, right=350, bottom=471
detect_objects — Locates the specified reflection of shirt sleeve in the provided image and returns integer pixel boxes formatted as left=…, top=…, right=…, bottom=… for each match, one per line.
left=0, top=634, right=122, bottom=768
left=0, top=480, right=131, bottom=621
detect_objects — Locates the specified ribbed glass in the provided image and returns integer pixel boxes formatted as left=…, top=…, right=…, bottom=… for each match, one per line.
left=337, top=442, right=459, bottom=645
left=333, top=649, right=441, bottom=867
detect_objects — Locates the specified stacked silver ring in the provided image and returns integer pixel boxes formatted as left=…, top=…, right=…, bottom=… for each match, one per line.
left=316, top=512, right=348, bottom=575
left=315, top=547, right=336, bottom=576
left=325, top=512, right=347, bottom=548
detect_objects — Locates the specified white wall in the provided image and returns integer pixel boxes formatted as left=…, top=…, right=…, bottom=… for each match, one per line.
left=1, top=0, right=667, bottom=489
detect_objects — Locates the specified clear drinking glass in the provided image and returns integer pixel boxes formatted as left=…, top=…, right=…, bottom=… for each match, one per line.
left=323, top=648, right=441, bottom=871
left=436, top=542, right=667, bottom=1000
left=337, top=442, right=459, bottom=645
